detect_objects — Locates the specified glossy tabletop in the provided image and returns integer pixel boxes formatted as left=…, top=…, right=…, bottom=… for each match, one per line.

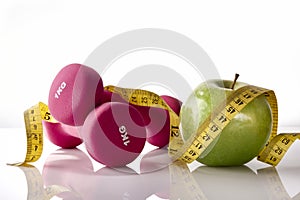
left=1, top=127, right=300, bottom=200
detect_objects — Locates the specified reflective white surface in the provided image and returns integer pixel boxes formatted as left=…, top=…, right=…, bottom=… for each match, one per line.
left=1, top=128, right=300, bottom=200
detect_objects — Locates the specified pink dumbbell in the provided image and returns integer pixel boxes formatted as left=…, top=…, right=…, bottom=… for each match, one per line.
left=43, top=121, right=83, bottom=149
left=48, top=63, right=104, bottom=126
left=144, top=95, right=182, bottom=148
left=44, top=102, right=147, bottom=167
left=102, top=91, right=182, bottom=148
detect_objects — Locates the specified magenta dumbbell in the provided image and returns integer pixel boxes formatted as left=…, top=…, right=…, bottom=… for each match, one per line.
left=101, top=90, right=182, bottom=148
left=48, top=63, right=104, bottom=126
left=133, top=95, right=182, bottom=148
left=42, top=121, right=83, bottom=149
left=81, top=102, right=146, bottom=167
left=44, top=102, right=147, bottom=167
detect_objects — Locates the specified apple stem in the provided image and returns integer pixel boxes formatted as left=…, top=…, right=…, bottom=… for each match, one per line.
left=230, top=73, right=240, bottom=89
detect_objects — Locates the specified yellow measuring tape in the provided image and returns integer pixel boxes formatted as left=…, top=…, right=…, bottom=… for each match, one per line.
left=16, top=84, right=300, bottom=166
left=12, top=102, right=55, bottom=165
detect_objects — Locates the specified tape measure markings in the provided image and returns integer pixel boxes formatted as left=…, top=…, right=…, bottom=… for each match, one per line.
left=258, top=133, right=300, bottom=166
left=24, top=103, right=43, bottom=163
left=10, top=102, right=54, bottom=165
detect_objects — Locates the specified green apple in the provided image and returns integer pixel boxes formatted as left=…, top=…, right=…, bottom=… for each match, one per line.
left=180, top=79, right=272, bottom=166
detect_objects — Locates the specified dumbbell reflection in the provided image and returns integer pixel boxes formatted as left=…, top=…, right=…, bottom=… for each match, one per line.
left=42, top=148, right=171, bottom=199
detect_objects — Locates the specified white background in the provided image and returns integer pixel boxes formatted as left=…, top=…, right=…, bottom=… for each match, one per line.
left=1, top=2, right=300, bottom=199
left=1, top=0, right=300, bottom=128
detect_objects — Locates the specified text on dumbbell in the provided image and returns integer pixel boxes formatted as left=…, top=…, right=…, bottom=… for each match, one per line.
left=119, top=125, right=130, bottom=146
left=54, top=82, right=67, bottom=99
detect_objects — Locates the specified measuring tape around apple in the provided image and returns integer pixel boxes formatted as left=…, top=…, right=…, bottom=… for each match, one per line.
left=14, top=84, right=300, bottom=167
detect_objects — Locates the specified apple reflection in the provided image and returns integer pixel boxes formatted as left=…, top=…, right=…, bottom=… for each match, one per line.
left=191, top=165, right=267, bottom=200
